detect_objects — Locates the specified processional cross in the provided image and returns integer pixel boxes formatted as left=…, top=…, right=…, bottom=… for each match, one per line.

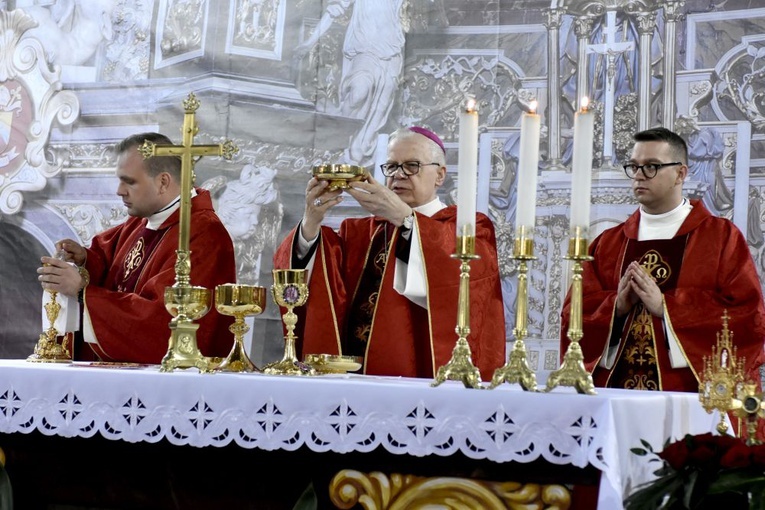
left=139, top=92, right=238, bottom=373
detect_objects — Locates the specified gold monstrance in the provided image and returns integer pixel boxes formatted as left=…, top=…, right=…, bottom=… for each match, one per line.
left=489, top=225, right=537, bottom=391
left=698, top=310, right=765, bottom=444
left=431, top=227, right=484, bottom=389
left=544, top=227, right=596, bottom=394
left=140, top=92, right=238, bottom=373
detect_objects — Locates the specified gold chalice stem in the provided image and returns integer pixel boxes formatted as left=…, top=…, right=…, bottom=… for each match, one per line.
left=215, top=313, right=259, bottom=373
left=282, top=309, right=299, bottom=360
left=263, top=306, right=315, bottom=376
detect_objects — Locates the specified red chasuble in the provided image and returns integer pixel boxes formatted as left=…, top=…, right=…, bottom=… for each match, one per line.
left=81, top=189, right=236, bottom=363
left=561, top=200, right=765, bottom=392
left=273, top=206, right=506, bottom=380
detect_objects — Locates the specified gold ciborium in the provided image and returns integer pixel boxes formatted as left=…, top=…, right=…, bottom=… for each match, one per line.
left=265, top=269, right=316, bottom=376
left=213, top=284, right=267, bottom=373
left=162, top=284, right=212, bottom=372
left=312, top=164, right=367, bottom=191
left=28, top=252, right=72, bottom=363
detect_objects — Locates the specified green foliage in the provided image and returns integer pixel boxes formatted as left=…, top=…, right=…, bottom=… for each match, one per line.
left=625, top=433, right=765, bottom=510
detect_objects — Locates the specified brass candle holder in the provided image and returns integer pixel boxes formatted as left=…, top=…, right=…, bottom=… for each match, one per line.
left=264, top=269, right=316, bottom=376
left=141, top=93, right=239, bottom=373
left=213, top=284, right=266, bottom=373
left=432, top=226, right=484, bottom=389
left=489, top=225, right=537, bottom=391
left=544, top=226, right=596, bottom=394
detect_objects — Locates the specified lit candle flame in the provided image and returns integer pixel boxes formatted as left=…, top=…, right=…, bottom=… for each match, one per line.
left=580, top=96, right=589, bottom=113
left=529, top=100, right=538, bottom=114
left=464, top=97, right=477, bottom=113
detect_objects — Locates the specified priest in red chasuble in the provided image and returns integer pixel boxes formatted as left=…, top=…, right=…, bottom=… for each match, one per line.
left=38, top=133, right=236, bottom=363
left=561, top=127, right=765, bottom=395
left=274, top=127, right=506, bottom=379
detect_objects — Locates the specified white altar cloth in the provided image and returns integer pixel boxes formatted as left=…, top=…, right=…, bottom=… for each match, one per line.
left=0, top=360, right=722, bottom=508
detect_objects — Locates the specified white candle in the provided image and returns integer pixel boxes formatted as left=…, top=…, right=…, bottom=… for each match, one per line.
left=515, top=102, right=541, bottom=234
left=570, top=98, right=594, bottom=231
left=457, top=99, right=478, bottom=237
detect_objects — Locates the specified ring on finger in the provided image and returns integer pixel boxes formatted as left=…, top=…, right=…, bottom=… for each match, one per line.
left=313, top=198, right=322, bottom=207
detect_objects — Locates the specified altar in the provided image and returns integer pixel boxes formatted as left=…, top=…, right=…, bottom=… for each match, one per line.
left=0, top=359, right=722, bottom=509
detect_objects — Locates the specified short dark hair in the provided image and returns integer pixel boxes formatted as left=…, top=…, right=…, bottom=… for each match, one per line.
left=114, top=132, right=181, bottom=180
left=633, top=127, right=688, bottom=164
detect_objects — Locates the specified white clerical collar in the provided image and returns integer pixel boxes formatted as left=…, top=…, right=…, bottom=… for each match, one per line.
left=640, top=198, right=690, bottom=221
left=638, top=198, right=692, bottom=240
left=414, top=197, right=447, bottom=217
left=146, top=188, right=197, bottom=230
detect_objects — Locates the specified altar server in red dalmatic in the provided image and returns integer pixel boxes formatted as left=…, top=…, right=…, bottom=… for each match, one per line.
left=38, top=132, right=236, bottom=363
left=274, top=127, right=506, bottom=379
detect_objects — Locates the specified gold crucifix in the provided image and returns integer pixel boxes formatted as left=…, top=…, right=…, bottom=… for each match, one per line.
left=139, top=92, right=239, bottom=373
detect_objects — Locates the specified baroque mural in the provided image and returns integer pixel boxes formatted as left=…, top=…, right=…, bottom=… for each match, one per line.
left=1, top=0, right=765, bottom=379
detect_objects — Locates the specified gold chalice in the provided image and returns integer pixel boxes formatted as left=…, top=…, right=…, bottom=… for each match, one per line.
left=264, top=269, right=316, bottom=376
left=312, top=164, right=367, bottom=191
left=213, top=284, right=266, bottom=373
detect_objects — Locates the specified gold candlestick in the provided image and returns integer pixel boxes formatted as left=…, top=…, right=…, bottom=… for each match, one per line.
left=432, top=226, right=484, bottom=389
left=489, top=226, right=537, bottom=391
left=140, top=93, right=239, bottom=373
left=544, top=227, right=596, bottom=394
left=265, top=269, right=316, bottom=376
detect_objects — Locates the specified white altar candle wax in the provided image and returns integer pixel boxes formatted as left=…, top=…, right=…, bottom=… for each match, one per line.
left=515, top=101, right=541, bottom=234
left=457, top=98, right=478, bottom=237
left=570, top=97, right=595, bottom=232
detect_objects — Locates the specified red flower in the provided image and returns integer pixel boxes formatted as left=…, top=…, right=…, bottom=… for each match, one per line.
left=659, top=437, right=690, bottom=470
left=750, top=444, right=765, bottom=468
left=720, top=442, right=753, bottom=468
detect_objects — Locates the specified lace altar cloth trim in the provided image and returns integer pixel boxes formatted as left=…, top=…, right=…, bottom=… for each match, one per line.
left=0, top=361, right=720, bottom=508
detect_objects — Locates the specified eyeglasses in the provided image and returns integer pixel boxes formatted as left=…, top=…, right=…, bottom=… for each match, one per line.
left=380, top=161, right=441, bottom=177
left=623, top=162, right=682, bottom=179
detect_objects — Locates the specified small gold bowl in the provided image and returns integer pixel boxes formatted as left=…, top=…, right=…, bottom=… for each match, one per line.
left=305, top=354, right=363, bottom=374
left=312, top=164, right=367, bottom=191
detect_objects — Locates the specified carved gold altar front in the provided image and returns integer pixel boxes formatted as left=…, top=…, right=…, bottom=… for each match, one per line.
left=329, top=470, right=571, bottom=510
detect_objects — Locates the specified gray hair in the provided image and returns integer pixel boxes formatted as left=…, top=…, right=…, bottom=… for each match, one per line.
left=387, top=128, right=446, bottom=166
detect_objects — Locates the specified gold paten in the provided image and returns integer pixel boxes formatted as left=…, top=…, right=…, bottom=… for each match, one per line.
left=29, top=253, right=72, bottom=363
left=305, top=354, right=363, bottom=374
left=312, top=164, right=367, bottom=191
left=698, top=309, right=765, bottom=443
left=213, top=284, right=266, bottom=373
left=490, top=225, right=538, bottom=391
left=544, top=227, right=596, bottom=394
left=141, top=92, right=239, bottom=373
left=432, top=226, right=483, bottom=389
left=329, top=469, right=572, bottom=510
left=265, top=269, right=316, bottom=376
